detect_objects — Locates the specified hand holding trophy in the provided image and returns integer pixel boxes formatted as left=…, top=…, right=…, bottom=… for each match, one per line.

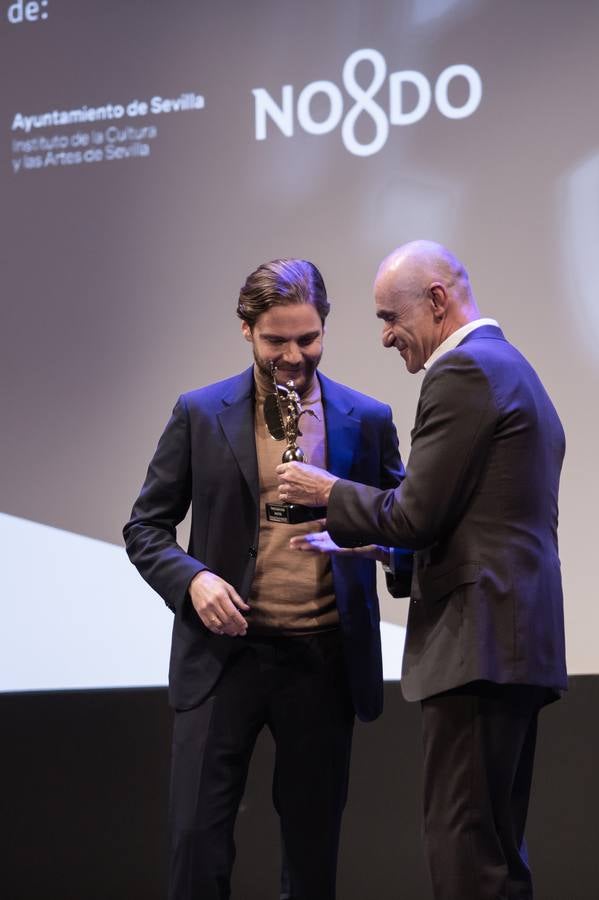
left=264, top=363, right=326, bottom=523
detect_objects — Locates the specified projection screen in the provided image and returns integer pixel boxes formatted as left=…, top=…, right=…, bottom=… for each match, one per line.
left=1, top=0, right=597, bottom=691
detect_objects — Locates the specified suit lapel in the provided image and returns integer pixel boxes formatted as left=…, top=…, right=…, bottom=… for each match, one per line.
left=216, top=369, right=359, bottom=502
left=319, top=373, right=360, bottom=480
left=217, top=367, right=259, bottom=508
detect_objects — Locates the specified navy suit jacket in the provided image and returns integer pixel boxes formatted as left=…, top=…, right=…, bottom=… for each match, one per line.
left=328, top=326, right=568, bottom=702
left=124, top=366, right=405, bottom=720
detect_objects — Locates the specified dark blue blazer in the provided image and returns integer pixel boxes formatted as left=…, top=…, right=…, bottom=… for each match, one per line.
left=124, top=366, right=405, bottom=720
left=328, top=327, right=568, bottom=701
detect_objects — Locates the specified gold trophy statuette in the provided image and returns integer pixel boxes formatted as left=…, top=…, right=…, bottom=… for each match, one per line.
left=264, top=363, right=326, bottom=524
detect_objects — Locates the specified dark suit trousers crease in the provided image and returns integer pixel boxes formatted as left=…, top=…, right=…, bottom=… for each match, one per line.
left=168, top=630, right=354, bottom=900
left=421, top=681, right=550, bottom=900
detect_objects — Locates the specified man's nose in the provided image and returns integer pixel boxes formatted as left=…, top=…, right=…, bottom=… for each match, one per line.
left=382, top=327, right=394, bottom=348
left=281, top=343, right=302, bottom=364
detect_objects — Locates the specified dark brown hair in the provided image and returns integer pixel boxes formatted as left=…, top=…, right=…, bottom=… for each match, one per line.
left=236, top=258, right=330, bottom=327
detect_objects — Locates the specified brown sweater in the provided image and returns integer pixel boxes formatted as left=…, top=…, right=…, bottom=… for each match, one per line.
left=247, top=366, right=338, bottom=634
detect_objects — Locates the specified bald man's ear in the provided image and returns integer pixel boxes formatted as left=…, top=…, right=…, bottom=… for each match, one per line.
left=429, top=283, right=448, bottom=320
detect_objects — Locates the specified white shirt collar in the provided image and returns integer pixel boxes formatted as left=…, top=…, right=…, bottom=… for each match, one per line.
left=424, top=318, right=500, bottom=370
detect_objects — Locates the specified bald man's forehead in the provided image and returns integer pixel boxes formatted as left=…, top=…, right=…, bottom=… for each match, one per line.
left=375, top=260, right=424, bottom=301
left=373, top=269, right=398, bottom=307
left=377, top=249, right=410, bottom=280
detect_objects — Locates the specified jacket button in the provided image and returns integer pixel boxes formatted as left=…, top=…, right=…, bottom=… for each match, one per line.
left=248, top=546, right=257, bottom=558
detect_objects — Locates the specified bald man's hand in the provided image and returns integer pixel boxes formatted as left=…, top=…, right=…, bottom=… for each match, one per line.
left=289, top=528, right=390, bottom=563
left=276, top=462, right=338, bottom=507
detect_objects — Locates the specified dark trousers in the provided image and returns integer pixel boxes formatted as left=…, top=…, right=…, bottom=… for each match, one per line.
left=168, top=630, right=354, bottom=900
left=420, top=681, right=550, bottom=900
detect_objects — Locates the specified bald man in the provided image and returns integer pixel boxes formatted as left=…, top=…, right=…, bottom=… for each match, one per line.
left=277, top=241, right=567, bottom=900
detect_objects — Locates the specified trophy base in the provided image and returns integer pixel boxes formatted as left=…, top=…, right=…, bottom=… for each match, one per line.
left=265, top=502, right=327, bottom=524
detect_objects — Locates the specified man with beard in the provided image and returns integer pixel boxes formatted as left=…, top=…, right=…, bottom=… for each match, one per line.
left=277, top=241, right=567, bottom=900
left=123, top=258, right=410, bottom=900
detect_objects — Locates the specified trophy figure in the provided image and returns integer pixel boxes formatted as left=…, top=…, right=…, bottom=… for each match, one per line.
left=264, top=363, right=327, bottom=524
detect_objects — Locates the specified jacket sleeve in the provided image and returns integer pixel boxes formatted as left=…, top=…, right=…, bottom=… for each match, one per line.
left=328, top=353, right=498, bottom=550
left=122, top=395, right=207, bottom=612
left=378, top=405, right=414, bottom=597
left=379, top=403, right=406, bottom=488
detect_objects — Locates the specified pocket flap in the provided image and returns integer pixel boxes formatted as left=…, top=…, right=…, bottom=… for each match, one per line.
left=420, top=561, right=480, bottom=603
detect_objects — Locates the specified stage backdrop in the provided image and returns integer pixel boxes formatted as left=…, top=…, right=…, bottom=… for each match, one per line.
left=1, top=0, right=598, bottom=692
